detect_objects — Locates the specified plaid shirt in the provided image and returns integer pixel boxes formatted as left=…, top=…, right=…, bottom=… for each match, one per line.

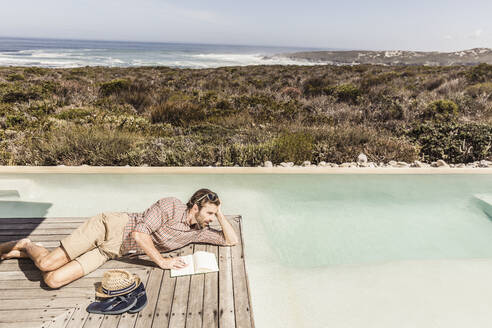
left=120, top=197, right=227, bottom=255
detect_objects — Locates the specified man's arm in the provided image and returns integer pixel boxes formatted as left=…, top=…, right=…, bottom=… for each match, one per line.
left=132, top=231, right=187, bottom=269
left=216, top=206, right=239, bottom=246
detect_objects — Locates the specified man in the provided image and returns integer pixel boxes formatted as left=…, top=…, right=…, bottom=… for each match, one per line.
left=0, top=189, right=238, bottom=288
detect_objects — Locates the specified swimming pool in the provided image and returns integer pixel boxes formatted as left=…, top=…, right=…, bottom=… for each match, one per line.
left=1, top=169, right=492, bottom=327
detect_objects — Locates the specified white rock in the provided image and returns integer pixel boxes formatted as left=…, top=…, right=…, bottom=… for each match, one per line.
left=286, top=162, right=294, bottom=167
left=479, top=160, right=491, bottom=167
left=436, top=160, right=449, bottom=167
left=388, top=160, right=397, bottom=166
left=331, top=163, right=339, bottom=168
left=340, top=163, right=352, bottom=168
left=302, top=161, right=311, bottom=167
left=357, top=153, right=368, bottom=164
left=456, top=163, right=466, bottom=168
left=279, top=162, right=289, bottom=167
left=263, top=161, right=273, bottom=168
left=318, top=161, right=327, bottom=167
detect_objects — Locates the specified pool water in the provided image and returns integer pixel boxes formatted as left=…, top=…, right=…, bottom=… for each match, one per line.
left=1, top=173, right=492, bottom=327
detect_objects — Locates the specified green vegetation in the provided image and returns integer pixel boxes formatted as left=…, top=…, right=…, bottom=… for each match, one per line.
left=0, top=64, right=490, bottom=166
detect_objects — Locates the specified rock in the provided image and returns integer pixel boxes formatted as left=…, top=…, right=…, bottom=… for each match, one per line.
left=466, top=163, right=476, bottom=168
left=318, top=161, right=327, bottom=167
left=388, top=160, right=397, bottom=166
left=357, top=153, right=368, bottom=164
left=456, top=163, right=466, bottom=168
left=263, top=161, right=273, bottom=168
left=286, top=162, right=294, bottom=167
left=479, top=160, right=491, bottom=167
left=340, top=163, right=352, bottom=168
left=396, top=161, right=409, bottom=167
left=449, top=164, right=455, bottom=168
left=302, top=161, right=311, bottom=167
left=436, top=160, right=449, bottom=167
left=279, top=162, right=289, bottom=167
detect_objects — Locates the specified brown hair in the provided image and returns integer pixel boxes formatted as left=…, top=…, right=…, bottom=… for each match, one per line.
left=186, top=188, right=220, bottom=210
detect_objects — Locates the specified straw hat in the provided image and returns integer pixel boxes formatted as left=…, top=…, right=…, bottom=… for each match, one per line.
left=95, top=269, right=141, bottom=298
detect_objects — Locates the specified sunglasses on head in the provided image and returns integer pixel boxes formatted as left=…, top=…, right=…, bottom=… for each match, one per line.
left=195, top=192, right=218, bottom=204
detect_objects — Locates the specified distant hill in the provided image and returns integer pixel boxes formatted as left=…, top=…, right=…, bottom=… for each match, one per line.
left=279, top=48, right=492, bottom=66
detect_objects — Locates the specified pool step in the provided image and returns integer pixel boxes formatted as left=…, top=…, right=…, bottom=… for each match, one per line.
left=474, top=194, right=492, bottom=218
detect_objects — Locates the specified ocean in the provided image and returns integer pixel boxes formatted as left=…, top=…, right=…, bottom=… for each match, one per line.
left=0, top=37, right=323, bottom=68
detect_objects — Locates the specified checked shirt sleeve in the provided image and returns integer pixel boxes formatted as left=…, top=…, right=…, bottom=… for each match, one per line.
left=134, top=198, right=170, bottom=235
left=195, top=227, right=228, bottom=245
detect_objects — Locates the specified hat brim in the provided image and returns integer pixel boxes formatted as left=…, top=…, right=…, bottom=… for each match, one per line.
left=95, top=275, right=141, bottom=298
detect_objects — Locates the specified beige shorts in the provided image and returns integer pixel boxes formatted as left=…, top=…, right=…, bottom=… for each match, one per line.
left=60, top=212, right=130, bottom=275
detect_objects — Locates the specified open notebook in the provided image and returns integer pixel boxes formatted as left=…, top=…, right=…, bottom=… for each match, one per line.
left=170, top=251, right=219, bottom=277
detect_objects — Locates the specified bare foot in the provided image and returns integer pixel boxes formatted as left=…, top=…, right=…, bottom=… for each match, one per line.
left=0, top=249, right=29, bottom=260
left=0, top=238, right=31, bottom=254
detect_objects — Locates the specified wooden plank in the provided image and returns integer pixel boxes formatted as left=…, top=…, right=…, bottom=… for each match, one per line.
left=231, top=217, right=253, bottom=328
left=185, top=244, right=206, bottom=328
left=1, top=298, right=91, bottom=310
left=168, top=244, right=194, bottom=328
left=0, top=267, right=149, bottom=280
left=0, top=321, right=52, bottom=328
left=0, top=308, right=71, bottom=322
left=202, top=245, right=219, bottom=328
left=0, top=222, right=82, bottom=230
left=0, top=217, right=86, bottom=223
left=153, top=267, right=177, bottom=328
left=218, top=245, right=235, bottom=327
left=0, top=256, right=156, bottom=272
left=122, top=267, right=162, bottom=328
left=238, top=216, right=255, bottom=328
left=48, top=308, right=75, bottom=328
left=0, top=229, right=77, bottom=236
left=81, top=312, right=104, bottom=328
left=64, top=300, right=92, bottom=328
left=0, top=235, right=69, bottom=242
left=2, top=288, right=94, bottom=299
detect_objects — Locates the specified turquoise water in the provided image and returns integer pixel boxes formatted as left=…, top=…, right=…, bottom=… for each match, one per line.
left=1, top=173, right=492, bottom=327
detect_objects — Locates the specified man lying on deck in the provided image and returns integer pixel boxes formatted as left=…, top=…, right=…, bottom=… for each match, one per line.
left=0, top=188, right=238, bottom=288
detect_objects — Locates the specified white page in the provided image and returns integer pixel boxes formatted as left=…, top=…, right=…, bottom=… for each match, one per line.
left=194, top=251, right=219, bottom=273
left=170, top=255, right=194, bottom=277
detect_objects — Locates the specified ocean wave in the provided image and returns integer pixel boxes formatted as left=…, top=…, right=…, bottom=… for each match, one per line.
left=0, top=49, right=323, bottom=68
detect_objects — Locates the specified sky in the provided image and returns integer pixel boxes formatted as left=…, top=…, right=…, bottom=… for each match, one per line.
left=1, top=0, right=491, bottom=51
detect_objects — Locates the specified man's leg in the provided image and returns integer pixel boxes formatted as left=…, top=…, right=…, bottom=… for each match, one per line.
left=42, top=260, right=85, bottom=289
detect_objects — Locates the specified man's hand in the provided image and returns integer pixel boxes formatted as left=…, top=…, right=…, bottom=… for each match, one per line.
left=159, top=257, right=188, bottom=270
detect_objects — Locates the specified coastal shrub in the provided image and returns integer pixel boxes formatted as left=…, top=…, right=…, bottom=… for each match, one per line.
left=56, top=108, right=94, bottom=120
left=23, top=67, right=47, bottom=75
left=271, top=131, right=314, bottom=164
left=335, top=84, right=361, bottom=103
left=466, top=63, right=492, bottom=83
left=26, top=125, right=144, bottom=165
left=424, top=78, right=444, bottom=91
left=360, top=72, right=398, bottom=89
left=422, top=99, right=459, bottom=120
left=217, top=142, right=275, bottom=166
left=99, top=79, right=131, bottom=96
left=302, top=77, right=334, bottom=97
left=312, top=125, right=418, bottom=163
left=150, top=97, right=205, bottom=126
left=6, top=73, right=25, bottom=81
left=5, top=114, right=28, bottom=129
left=466, top=82, right=492, bottom=100
left=407, top=122, right=492, bottom=163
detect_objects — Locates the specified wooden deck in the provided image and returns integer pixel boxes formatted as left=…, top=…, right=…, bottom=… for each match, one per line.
left=0, top=215, right=254, bottom=328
